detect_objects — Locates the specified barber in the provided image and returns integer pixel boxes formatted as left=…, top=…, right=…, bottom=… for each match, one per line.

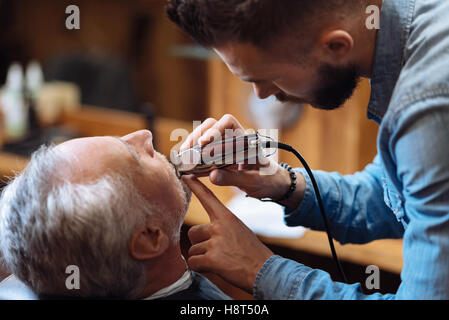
left=169, top=0, right=449, bottom=299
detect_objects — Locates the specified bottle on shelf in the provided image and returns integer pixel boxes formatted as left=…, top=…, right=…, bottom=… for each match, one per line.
left=0, top=63, right=28, bottom=141
left=25, top=60, right=44, bottom=132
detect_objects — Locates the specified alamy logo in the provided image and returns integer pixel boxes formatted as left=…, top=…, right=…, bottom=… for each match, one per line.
left=365, top=5, right=380, bottom=30
left=65, top=265, right=80, bottom=290
left=65, top=5, right=80, bottom=30
left=365, top=265, right=380, bottom=290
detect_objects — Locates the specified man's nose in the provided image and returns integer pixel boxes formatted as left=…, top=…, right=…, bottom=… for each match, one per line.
left=122, top=130, right=154, bottom=156
left=253, top=83, right=281, bottom=99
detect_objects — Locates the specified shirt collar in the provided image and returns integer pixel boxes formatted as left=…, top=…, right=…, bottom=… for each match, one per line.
left=143, top=256, right=193, bottom=300
left=367, top=0, right=414, bottom=123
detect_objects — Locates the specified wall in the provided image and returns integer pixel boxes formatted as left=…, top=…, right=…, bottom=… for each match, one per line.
left=0, top=0, right=208, bottom=121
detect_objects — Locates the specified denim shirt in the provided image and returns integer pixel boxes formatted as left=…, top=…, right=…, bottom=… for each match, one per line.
left=254, top=0, right=449, bottom=299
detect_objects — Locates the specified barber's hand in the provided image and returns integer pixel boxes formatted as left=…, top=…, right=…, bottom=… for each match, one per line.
left=180, top=114, right=306, bottom=208
left=182, top=174, right=274, bottom=293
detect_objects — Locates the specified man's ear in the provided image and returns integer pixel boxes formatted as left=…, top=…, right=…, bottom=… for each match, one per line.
left=319, top=30, right=354, bottom=60
left=129, top=222, right=170, bottom=261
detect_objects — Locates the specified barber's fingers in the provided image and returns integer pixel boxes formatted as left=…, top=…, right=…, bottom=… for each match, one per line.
left=188, top=224, right=211, bottom=245
left=199, top=114, right=246, bottom=147
left=187, top=239, right=222, bottom=273
left=181, top=175, right=230, bottom=222
left=209, top=168, right=260, bottom=188
left=209, top=161, right=280, bottom=189
left=236, top=155, right=271, bottom=170
left=188, top=240, right=209, bottom=257
left=187, top=252, right=213, bottom=274
left=180, top=118, right=217, bottom=152
left=237, top=163, right=259, bottom=171
left=187, top=165, right=240, bottom=179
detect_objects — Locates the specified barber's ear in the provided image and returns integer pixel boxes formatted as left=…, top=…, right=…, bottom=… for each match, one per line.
left=129, top=223, right=169, bottom=261
left=320, top=30, right=354, bottom=59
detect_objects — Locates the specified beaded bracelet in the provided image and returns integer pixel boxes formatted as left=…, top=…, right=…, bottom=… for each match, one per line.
left=259, top=162, right=297, bottom=204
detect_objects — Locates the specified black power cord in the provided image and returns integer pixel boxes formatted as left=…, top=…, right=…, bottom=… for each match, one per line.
left=262, top=140, right=348, bottom=283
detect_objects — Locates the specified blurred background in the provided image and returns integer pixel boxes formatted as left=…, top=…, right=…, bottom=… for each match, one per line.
left=0, top=0, right=402, bottom=299
left=0, top=0, right=381, bottom=168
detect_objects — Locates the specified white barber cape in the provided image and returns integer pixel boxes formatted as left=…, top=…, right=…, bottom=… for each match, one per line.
left=143, top=258, right=193, bottom=300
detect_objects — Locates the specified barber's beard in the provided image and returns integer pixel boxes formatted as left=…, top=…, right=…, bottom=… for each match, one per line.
left=276, top=63, right=360, bottom=111
left=311, top=63, right=360, bottom=110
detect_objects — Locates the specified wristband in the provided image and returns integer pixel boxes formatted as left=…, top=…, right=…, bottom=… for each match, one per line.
left=259, top=162, right=297, bottom=204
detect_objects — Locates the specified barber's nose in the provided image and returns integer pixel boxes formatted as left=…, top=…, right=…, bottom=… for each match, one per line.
left=122, top=130, right=154, bottom=157
left=253, top=83, right=281, bottom=100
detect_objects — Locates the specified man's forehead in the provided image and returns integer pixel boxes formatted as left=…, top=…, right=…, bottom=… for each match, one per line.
left=55, top=136, right=130, bottom=182
left=56, top=136, right=122, bottom=156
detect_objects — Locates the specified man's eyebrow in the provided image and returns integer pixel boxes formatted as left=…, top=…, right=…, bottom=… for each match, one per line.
left=113, top=137, right=142, bottom=163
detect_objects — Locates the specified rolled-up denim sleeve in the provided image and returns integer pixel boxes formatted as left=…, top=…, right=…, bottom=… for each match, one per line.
left=254, top=255, right=394, bottom=300
left=391, top=98, right=449, bottom=299
left=284, top=156, right=404, bottom=244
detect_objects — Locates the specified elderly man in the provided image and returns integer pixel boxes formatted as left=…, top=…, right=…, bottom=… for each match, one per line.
left=0, top=130, right=230, bottom=300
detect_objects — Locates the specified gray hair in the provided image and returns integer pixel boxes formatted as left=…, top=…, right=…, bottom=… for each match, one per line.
left=0, top=144, right=184, bottom=298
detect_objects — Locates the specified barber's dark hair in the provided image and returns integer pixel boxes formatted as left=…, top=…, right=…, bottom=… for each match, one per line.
left=166, top=0, right=363, bottom=49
